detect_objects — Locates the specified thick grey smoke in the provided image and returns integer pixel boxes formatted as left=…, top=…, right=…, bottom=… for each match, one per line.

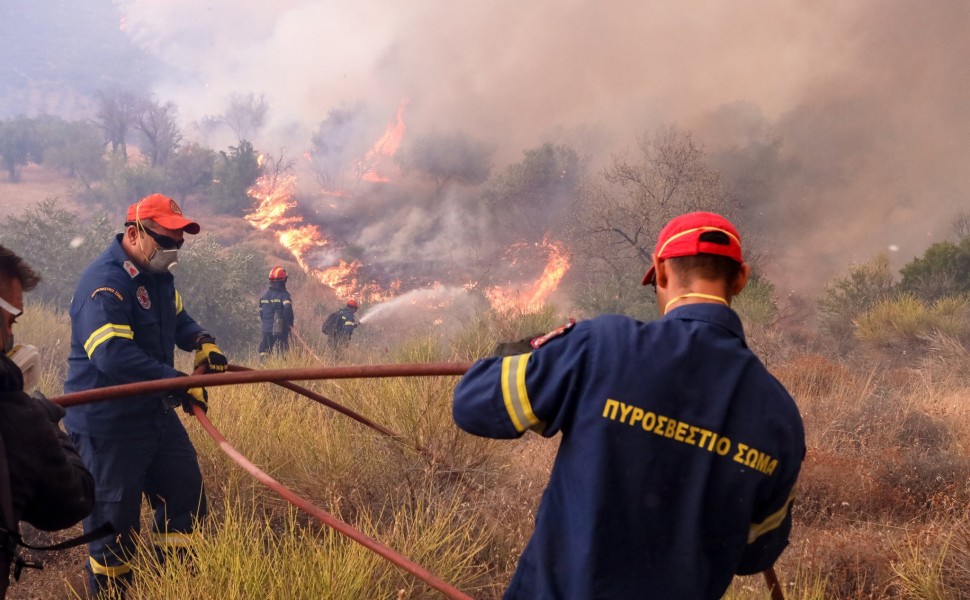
left=8, top=0, right=969, bottom=299
left=113, top=0, right=970, bottom=295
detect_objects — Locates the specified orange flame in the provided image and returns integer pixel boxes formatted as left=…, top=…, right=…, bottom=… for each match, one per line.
left=245, top=172, right=395, bottom=302
left=358, top=98, right=408, bottom=183
left=486, top=237, right=571, bottom=313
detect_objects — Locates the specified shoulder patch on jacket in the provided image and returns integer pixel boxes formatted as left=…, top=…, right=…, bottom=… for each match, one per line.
left=136, top=286, right=151, bottom=309
left=123, top=260, right=140, bottom=278
left=530, top=319, right=576, bottom=349
left=91, top=287, right=124, bottom=302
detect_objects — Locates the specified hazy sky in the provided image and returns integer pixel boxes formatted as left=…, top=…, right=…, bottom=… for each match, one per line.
left=6, top=1, right=970, bottom=297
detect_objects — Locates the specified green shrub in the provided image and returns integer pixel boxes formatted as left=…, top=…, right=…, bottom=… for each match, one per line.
left=0, top=198, right=115, bottom=309
left=817, top=254, right=894, bottom=351
left=855, top=293, right=970, bottom=357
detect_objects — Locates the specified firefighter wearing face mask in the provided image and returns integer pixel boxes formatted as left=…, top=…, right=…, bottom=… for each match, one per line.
left=63, top=194, right=228, bottom=597
left=258, top=267, right=294, bottom=357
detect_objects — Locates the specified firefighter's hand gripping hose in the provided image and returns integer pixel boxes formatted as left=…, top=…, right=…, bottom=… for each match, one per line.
left=51, top=361, right=784, bottom=600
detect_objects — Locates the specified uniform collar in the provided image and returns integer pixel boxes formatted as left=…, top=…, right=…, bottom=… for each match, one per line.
left=109, top=233, right=172, bottom=282
left=662, top=302, right=746, bottom=342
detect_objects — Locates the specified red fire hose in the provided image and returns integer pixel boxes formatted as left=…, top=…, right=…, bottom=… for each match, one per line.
left=51, top=361, right=784, bottom=599
left=54, top=362, right=475, bottom=599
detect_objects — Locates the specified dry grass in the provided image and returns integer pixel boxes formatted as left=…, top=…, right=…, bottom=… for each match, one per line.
left=8, top=299, right=970, bottom=599
left=0, top=164, right=79, bottom=218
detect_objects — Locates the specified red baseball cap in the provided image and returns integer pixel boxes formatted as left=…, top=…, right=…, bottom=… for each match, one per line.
left=126, top=194, right=200, bottom=235
left=642, top=211, right=743, bottom=286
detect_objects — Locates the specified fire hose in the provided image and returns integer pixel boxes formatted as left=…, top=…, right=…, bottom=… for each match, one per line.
left=51, top=362, right=784, bottom=600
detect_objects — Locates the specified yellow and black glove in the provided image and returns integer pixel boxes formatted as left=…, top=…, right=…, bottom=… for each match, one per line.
left=194, top=335, right=228, bottom=373
left=180, top=387, right=208, bottom=414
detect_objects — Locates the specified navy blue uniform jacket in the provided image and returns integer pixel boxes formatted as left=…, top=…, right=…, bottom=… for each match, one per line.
left=453, top=304, right=805, bottom=599
left=259, top=284, right=294, bottom=333
left=64, top=235, right=206, bottom=439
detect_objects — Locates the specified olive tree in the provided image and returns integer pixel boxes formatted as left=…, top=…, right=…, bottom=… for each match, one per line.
left=94, top=88, right=145, bottom=160
left=135, top=98, right=181, bottom=168
left=398, top=132, right=493, bottom=194
left=569, top=127, right=740, bottom=318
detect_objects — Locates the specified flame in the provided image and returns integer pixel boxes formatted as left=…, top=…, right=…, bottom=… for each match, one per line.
left=358, top=98, right=408, bottom=183
left=245, top=172, right=396, bottom=302
left=486, top=237, right=571, bottom=313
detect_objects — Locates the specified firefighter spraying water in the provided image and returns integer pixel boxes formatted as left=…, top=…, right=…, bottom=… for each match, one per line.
left=322, top=299, right=360, bottom=353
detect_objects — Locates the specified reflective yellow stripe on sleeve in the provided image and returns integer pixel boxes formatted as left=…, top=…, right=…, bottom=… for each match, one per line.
left=89, top=556, right=132, bottom=577
left=748, top=491, right=796, bottom=543
left=84, top=323, right=134, bottom=358
left=175, top=290, right=184, bottom=314
left=500, top=353, right=540, bottom=432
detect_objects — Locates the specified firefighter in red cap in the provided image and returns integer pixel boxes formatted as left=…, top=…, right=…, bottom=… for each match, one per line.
left=258, top=267, right=295, bottom=357
left=453, top=211, right=805, bottom=599
left=63, top=193, right=228, bottom=597
left=321, top=299, right=359, bottom=352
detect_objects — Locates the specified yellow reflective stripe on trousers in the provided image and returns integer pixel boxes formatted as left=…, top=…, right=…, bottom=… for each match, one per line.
left=152, top=531, right=196, bottom=548
left=84, top=323, right=134, bottom=358
left=501, top=353, right=539, bottom=432
left=748, top=492, right=796, bottom=543
left=89, top=556, right=132, bottom=577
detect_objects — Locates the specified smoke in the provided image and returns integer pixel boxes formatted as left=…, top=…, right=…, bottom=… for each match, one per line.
left=8, top=0, right=970, bottom=299
left=694, top=2, right=970, bottom=294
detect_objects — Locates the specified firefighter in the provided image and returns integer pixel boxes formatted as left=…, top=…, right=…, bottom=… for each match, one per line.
left=452, top=212, right=805, bottom=599
left=321, top=299, right=359, bottom=352
left=63, top=194, right=228, bottom=597
left=258, top=266, right=294, bottom=358
left=0, top=245, right=94, bottom=599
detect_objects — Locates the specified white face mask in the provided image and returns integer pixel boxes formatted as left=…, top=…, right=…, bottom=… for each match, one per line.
left=8, top=343, right=41, bottom=392
left=146, top=247, right=179, bottom=273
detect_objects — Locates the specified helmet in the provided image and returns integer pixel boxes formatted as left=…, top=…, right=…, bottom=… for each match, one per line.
left=269, top=266, right=288, bottom=281
left=346, top=299, right=359, bottom=309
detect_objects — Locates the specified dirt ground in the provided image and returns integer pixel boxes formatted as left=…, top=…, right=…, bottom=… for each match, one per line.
left=6, top=524, right=90, bottom=600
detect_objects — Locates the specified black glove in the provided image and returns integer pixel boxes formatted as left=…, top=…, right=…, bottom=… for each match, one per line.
left=0, top=352, right=24, bottom=392
left=30, top=390, right=82, bottom=463
left=179, top=387, right=208, bottom=414
left=31, top=389, right=66, bottom=423
left=194, top=334, right=228, bottom=373
left=492, top=334, right=542, bottom=357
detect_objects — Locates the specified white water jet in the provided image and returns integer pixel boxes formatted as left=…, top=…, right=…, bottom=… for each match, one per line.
left=358, top=286, right=472, bottom=324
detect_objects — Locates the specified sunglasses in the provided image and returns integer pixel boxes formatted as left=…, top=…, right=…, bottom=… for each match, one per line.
left=128, top=223, right=185, bottom=250
left=0, top=295, right=22, bottom=319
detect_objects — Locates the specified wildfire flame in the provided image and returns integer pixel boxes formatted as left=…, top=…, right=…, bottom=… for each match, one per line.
left=245, top=172, right=397, bottom=302
left=245, top=98, right=571, bottom=314
left=358, top=98, right=408, bottom=183
left=485, top=237, right=571, bottom=313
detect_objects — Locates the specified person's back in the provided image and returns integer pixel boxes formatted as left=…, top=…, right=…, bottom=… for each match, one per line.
left=452, top=211, right=805, bottom=599
left=457, top=308, right=801, bottom=598
left=259, top=268, right=294, bottom=356
left=323, top=300, right=359, bottom=350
